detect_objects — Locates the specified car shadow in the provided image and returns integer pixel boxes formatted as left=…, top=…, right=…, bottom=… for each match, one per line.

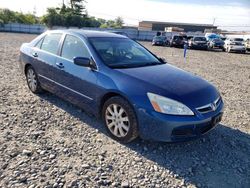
left=38, top=92, right=250, bottom=188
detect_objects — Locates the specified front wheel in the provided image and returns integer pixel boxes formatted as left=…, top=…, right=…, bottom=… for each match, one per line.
left=102, top=96, right=139, bottom=143
left=25, top=66, right=43, bottom=94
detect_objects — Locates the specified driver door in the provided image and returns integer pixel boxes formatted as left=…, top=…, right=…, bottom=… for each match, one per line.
left=53, top=34, right=99, bottom=111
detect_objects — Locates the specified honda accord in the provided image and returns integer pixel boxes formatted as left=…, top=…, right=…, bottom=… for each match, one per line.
left=19, top=30, right=224, bottom=143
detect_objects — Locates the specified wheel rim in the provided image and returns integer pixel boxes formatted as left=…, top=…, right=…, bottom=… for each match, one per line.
left=105, top=104, right=130, bottom=138
left=27, top=68, right=37, bottom=92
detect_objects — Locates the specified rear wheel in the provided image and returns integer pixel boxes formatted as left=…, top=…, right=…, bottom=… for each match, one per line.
left=25, top=66, right=43, bottom=93
left=102, top=96, right=138, bottom=143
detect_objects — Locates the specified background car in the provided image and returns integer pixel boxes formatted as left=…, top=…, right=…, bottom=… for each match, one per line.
left=169, top=35, right=184, bottom=48
left=208, top=38, right=224, bottom=50
left=223, top=38, right=246, bottom=53
left=188, top=36, right=208, bottom=50
left=152, top=36, right=168, bottom=46
left=245, top=38, right=250, bottom=51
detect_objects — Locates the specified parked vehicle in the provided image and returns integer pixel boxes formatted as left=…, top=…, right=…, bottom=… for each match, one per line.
left=169, top=35, right=185, bottom=47
left=223, top=38, right=246, bottom=53
left=19, top=30, right=224, bottom=143
left=152, top=36, right=168, bottom=46
left=208, top=38, right=224, bottom=50
left=188, top=36, right=208, bottom=50
left=245, top=38, right=250, bottom=51
left=205, top=33, right=225, bottom=50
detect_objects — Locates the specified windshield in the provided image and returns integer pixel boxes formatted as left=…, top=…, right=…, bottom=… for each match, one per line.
left=173, top=36, right=183, bottom=40
left=213, top=38, right=222, bottom=41
left=89, top=37, right=163, bottom=68
left=194, top=37, right=206, bottom=41
left=154, top=36, right=166, bottom=40
left=233, top=38, right=244, bottom=42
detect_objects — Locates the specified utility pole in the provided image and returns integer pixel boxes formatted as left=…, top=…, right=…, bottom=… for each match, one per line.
left=212, top=18, right=216, bottom=26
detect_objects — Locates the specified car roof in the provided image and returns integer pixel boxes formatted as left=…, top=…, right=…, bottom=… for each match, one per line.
left=47, top=29, right=127, bottom=38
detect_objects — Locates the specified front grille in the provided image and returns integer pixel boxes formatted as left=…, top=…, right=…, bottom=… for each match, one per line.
left=235, top=42, right=243, bottom=46
left=172, top=121, right=213, bottom=137
left=171, top=113, right=223, bottom=140
left=196, top=97, right=221, bottom=114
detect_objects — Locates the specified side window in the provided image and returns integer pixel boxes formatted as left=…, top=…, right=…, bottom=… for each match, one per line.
left=41, top=33, right=62, bottom=55
left=61, top=35, right=90, bottom=61
left=35, top=38, right=44, bottom=49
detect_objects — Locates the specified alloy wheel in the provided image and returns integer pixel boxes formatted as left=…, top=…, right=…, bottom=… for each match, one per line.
left=105, top=104, right=130, bottom=138
left=27, top=68, right=37, bottom=92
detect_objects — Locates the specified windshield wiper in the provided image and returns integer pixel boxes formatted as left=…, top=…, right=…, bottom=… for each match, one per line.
left=109, top=62, right=163, bottom=69
left=139, top=62, right=163, bottom=66
left=109, top=64, right=131, bottom=69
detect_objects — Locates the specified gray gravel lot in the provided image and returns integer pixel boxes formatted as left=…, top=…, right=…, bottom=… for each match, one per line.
left=0, top=33, right=249, bottom=188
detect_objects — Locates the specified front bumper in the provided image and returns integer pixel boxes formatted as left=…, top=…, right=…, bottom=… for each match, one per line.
left=153, top=41, right=164, bottom=46
left=230, top=46, right=246, bottom=51
left=136, top=100, right=224, bottom=142
left=192, top=44, right=208, bottom=49
left=212, top=43, right=224, bottom=48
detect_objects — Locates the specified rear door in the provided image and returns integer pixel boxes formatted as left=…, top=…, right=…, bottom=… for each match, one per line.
left=53, top=34, right=99, bottom=111
left=31, top=33, right=63, bottom=91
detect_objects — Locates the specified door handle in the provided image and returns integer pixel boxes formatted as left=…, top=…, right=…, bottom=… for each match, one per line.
left=32, top=52, right=38, bottom=57
left=56, top=62, right=64, bottom=69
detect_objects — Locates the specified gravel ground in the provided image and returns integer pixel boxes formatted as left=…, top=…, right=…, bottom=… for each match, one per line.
left=0, top=32, right=249, bottom=188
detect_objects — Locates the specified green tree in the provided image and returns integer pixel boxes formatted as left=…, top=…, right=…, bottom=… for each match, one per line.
left=115, top=16, right=124, bottom=28
left=69, top=0, right=86, bottom=16
left=0, top=9, right=16, bottom=24
left=41, top=8, right=62, bottom=28
left=0, top=8, right=39, bottom=24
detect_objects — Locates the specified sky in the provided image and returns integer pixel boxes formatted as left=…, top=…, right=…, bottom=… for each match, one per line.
left=0, top=0, right=250, bottom=31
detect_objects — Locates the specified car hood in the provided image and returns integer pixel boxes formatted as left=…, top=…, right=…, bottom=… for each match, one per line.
left=116, top=64, right=219, bottom=108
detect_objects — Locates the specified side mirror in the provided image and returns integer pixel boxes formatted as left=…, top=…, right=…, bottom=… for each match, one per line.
left=158, top=57, right=167, bottom=63
left=73, top=57, right=91, bottom=67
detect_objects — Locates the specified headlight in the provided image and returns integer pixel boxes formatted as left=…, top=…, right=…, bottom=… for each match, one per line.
left=147, top=93, right=194, bottom=115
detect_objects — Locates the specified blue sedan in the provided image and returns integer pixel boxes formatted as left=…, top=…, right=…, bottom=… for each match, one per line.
left=19, top=30, right=224, bottom=143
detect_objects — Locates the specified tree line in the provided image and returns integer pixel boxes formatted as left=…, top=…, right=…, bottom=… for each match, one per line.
left=0, top=0, right=124, bottom=28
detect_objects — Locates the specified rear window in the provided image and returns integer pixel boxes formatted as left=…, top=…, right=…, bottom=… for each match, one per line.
left=41, top=33, right=62, bottom=55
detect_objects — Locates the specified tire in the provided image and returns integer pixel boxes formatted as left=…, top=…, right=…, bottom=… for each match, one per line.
left=25, top=66, right=43, bottom=94
left=102, top=96, right=139, bottom=143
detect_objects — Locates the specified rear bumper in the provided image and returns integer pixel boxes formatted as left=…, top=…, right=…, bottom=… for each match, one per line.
left=135, top=101, right=224, bottom=142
